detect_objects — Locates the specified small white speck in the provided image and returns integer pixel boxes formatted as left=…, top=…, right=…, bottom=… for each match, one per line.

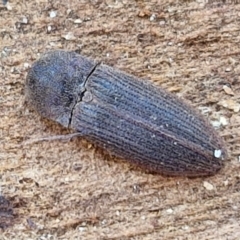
left=211, top=116, right=228, bottom=128
left=214, top=149, right=222, bottom=158
left=116, top=211, right=120, bottom=216
left=203, top=181, right=214, bottom=191
left=23, top=62, right=30, bottom=69
left=141, top=215, right=146, bottom=220
left=232, top=205, right=238, bottom=210
left=74, top=19, right=83, bottom=24
left=150, top=115, right=157, bottom=120
left=6, top=3, right=12, bottom=10
left=159, top=20, right=165, bottom=25
left=224, top=180, right=228, bottom=186
left=101, top=219, right=107, bottom=225
left=62, top=32, right=76, bottom=40
left=211, top=121, right=221, bottom=128
left=150, top=14, right=156, bottom=21
left=225, top=67, right=231, bottom=72
left=50, top=10, right=57, bottom=18
left=238, top=156, right=240, bottom=162
left=79, top=227, right=86, bottom=232
left=64, top=177, right=69, bottom=182
left=22, top=16, right=28, bottom=24
left=182, top=225, right=189, bottom=230
left=47, top=25, right=52, bottom=32
left=219, top=116, right=228, bottom=126
left=199, top=106, right=212, bottom=114
left=166, top=208, right=173, bottom=214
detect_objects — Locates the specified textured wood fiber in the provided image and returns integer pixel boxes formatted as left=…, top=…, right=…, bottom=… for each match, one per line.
left=0, top=0, right=239, bottom=239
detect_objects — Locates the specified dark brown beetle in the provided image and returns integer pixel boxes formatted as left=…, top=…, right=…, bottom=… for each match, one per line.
left=25, top=50, right=226, bottom=176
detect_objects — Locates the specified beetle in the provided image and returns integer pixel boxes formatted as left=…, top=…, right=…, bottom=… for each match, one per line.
left=25, top=50, right=226, bottom=176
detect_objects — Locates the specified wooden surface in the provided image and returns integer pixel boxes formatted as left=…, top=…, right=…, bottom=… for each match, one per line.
left=0, top=0, right=239, bottom=239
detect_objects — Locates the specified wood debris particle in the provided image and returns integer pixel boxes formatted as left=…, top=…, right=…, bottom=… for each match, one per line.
left=50, top=10, right=57, bottom=18
left=218, top=99, right=240, bottom=112
left=203, top=181, right=214, bottom=191
left=62, top=32, right=76, bottom=41
left=223, top=85, right=234, bottom=96
left=74, top=19, right=82, bottom=24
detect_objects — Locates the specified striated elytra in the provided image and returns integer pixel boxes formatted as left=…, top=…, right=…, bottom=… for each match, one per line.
left=25, top=50, right=227, bottom=177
